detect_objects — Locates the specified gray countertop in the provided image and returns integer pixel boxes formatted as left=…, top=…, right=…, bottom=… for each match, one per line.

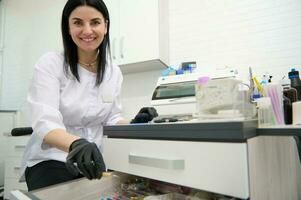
left=104, top=121, right=301, bottom=142
left=104, top=120, right=258, bottom=142
left=257, top=125, right=301, bottom=136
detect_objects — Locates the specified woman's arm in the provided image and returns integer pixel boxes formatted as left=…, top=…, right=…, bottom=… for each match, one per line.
left=44, top=129, right=81, bottom=152
left=116, top=119, right=130, bottom=124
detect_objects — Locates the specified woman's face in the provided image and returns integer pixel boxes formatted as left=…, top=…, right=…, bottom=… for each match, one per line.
left=69, top=5, right=107, bottom=54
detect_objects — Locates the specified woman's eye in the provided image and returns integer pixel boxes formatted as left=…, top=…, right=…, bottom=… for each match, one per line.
left=74, top=21, right=82, bottom=26
left=91, top=21, right=101, bottom=26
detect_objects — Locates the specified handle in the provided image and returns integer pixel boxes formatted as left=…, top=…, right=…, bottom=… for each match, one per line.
left=14, top=166, right=21, bottom=170
left=112, top=37, right=117, bottom=60
left=129, top=154, right=184, bottom=170
left=14, top=145, right=26, bottom=149
left=3, top=132, right=10, bottom=136
left=119, top=36, right=124, bottom=59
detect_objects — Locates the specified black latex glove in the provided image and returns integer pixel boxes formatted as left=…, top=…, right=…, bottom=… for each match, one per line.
left=66, top=138, right=106, bottom=180
left=131, top=107, right=158, bottom=123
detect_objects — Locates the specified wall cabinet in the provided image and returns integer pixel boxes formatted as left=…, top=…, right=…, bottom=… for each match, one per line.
left=104, top=0, right=169, bottom=74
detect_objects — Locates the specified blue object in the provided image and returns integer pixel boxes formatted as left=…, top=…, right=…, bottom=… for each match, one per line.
left=252, top=93, right=261, bottom=100
left=288, top=68, right=300, bottom=79
left=252, top=87, right=261, bottom=100
left=162, top=67, right=176, bottom=76
left=176, top=69, right=184, bottom=75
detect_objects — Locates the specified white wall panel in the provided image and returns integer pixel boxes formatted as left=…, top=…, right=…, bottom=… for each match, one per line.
left=168, top=0, right=301, bottom=81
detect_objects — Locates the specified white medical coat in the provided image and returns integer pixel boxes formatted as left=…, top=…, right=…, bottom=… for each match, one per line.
left=20, top=52, right=123, bottom=181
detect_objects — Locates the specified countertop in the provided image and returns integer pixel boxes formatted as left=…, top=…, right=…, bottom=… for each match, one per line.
left=257, top=125, right=301, bottom=136
left=104, top=121, right=301, bottom=142
left=104, top=120, right=257, bottom=142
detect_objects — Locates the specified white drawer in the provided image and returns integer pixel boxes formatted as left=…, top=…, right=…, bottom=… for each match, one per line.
left=0, top=137, right=8, bottom=156
left=4, top=177, right=27, bottom=200
left=7, top=136, right=30, bottom=157
left=5, top=157, right=22, bottom=179
left=103, top=138, right=249, bottom=199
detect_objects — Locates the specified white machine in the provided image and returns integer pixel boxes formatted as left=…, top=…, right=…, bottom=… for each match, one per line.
left=150, top=72, right=238, bottom=121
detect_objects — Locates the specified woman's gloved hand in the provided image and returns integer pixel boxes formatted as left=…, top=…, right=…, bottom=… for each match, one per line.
left=66, top=138, right=106, bottom=180
left=131, top=107, right=158, bottom=123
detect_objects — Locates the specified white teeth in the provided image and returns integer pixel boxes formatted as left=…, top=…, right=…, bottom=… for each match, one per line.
left=82, top=38, right=94, bottom=42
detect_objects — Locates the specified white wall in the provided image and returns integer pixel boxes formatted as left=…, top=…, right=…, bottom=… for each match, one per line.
left=0, top=0, right=66, bottom=110
left=168, top=0, right=301, bottom=82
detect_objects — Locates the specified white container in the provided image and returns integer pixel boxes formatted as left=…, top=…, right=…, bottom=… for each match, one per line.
left=257, top=97, right=275, bottom=128
left=195, top=77, right=255, bottom=120
left=292, top=101, right=301, bottom=125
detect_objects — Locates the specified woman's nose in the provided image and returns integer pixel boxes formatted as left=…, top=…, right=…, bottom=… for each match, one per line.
left=82, top=24, right=93, bottom=34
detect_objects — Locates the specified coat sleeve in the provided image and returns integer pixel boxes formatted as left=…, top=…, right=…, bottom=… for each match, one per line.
left=27, top=53, right=66, bottom=148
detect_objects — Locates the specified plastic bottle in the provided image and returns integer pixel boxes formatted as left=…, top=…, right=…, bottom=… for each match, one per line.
left=288, top=68, right=301, bottom=100
left=257, top=97, right=275, bottom=128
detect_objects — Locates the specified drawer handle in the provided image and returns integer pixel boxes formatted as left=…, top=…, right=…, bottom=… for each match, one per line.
left=129, top=154, right=185, bottom=170
left=14, top=145, right=26, bottom=149
left=14, top=167, right=21, bottom=170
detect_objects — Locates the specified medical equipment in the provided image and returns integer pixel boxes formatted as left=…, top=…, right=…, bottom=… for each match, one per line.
left=150, top=72, right=238, bottom=121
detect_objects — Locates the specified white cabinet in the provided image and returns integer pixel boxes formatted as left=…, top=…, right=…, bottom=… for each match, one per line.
left=0, top=112, right=17, bottom=189
left=104, top=0, right=169, bottom=74
left=4, top=136, right=29, bottom=200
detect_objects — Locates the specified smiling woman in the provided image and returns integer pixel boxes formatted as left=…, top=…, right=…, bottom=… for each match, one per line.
left=13, top=0, right=156, bottom=192
left=20, top=0, right=125, bottom=191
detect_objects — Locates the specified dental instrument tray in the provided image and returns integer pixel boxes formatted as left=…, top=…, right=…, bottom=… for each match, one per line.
left=104, top=120, right=257, bottom=142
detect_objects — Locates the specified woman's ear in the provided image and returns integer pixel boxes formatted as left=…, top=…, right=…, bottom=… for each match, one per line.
left=104, top=20, right=108, bottom=34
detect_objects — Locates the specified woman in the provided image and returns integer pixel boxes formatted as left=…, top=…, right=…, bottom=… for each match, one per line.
left=20, top=0, right=127, bottom=191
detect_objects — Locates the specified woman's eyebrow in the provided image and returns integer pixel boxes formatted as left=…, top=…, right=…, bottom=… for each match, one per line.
left=71, top=17, right=103, bottom=21
left=70, top=17, right=82, bottom=21
left=91, top=18, right=103, bottom=21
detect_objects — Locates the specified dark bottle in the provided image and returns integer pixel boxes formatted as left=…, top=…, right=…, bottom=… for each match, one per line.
left=283, top=87, right=298, bottom=124
left=288, top=68, right=301, bottom=101
left=283, top=96, right=292, bottom=124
